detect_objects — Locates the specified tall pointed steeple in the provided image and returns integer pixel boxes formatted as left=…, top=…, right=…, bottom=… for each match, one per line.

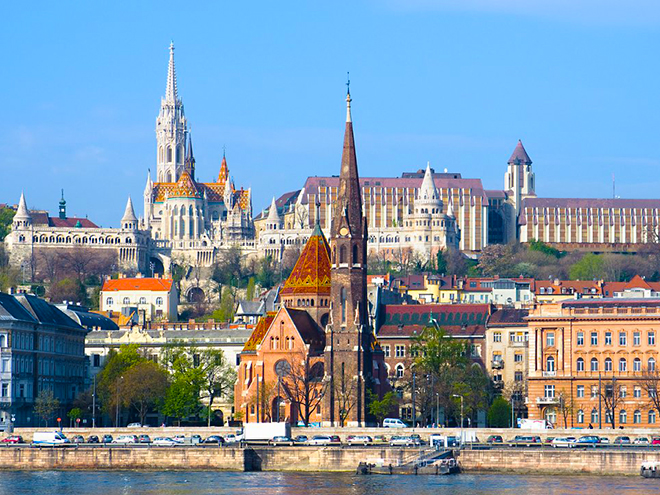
left=184, top=133, right=195, bottom=179
left=59, top=189, right=67, bottom=219
left=121, top=197, right=138, bottom=231
left=15, top=192, right=30, bottom=219
left=165, top=42, right=178, bottom=102
left=266, top=196, right=280, bottom=226
left=156, top=42, right=188, bottom=183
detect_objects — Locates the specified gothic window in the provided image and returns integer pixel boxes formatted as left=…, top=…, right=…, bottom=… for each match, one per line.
left=178, top=145, right=184, bottom=164
left=159, top=147, right=163, bottom=162
left=353, top=244, right=358, bottom=264
left=339, top=246, right=347, bottom=264
left=332, top=247, right=336, bottom=264
left=167, top=146, right=173, bottom=163
left=341, top=287, right=347, bottom=324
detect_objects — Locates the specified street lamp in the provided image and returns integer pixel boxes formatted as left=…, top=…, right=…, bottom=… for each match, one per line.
left=453, top=394, right=464, bottom=447
left=435, top=392, right=440, bottom=427
left=115, top=376, right=123, bottom=427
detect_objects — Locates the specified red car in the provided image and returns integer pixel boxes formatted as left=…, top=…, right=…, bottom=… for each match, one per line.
left=1, top=435, right=24, bottom=444
left=652, top=436, right=660, bottom=446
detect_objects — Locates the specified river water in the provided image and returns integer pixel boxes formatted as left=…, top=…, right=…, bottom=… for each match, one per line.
left=0, top=472, right=659, bottom=495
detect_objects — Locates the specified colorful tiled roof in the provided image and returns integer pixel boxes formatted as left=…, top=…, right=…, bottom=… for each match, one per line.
left=242, top=312, right=277, bottom=352
left=280, top=223, right=331, bottom=296
left=151, top=176, right=250, bottom=211
left=101, top=278, right=174, bottom=292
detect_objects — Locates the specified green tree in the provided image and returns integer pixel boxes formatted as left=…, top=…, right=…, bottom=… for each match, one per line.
left=246, top=277, right=256, bottom=301
left=162, top=377, right=202, bottom=425
left=199, top=349, right=236, bottom=427
left=67, top=407, right=82, bottom=427
left=48, top=277, right=87, bottom=304
left=569, top=253, right=605, bottom=280
left=368, top=390, right=399, bottom=426
left=34, top=389, right=60, bottom=426
left=487, top=396, right=511, bottom=427
left=528, top=239, right=562, bottom=258
left=218, top=286, right=235, bottom=322
left=0, top=207, right=15, bottom=241
left=122, top=361, right=170, bottom=425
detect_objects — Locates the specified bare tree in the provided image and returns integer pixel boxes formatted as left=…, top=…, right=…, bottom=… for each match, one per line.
left=34, top=249, right=67, bottom=283
left=246, top=380, right=277, bottom=422
left=61, top=247, right=98, bottom=282
left=294, top=205, right=309, bottom=229
left=640, top=367, right=660, bottom=414
left=333, top=361, right=358, bottom=427
left=598, top=377, right=623, bottom=429
left=283, top=354, right=328, bottom=426
left=557, top=391, right=576, bottom=428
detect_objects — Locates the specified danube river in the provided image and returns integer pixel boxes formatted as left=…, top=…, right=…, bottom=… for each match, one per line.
left=0, top=472, right=658, bottom=494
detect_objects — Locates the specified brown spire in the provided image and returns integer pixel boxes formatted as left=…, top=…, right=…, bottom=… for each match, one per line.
left=508, top=139, right=532, bottom=165
left=218, top=152, right=229, bottom=184
left=331, top=90, right=363, bottom=239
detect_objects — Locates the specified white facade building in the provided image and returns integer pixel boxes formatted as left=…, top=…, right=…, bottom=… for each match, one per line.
left=100, top=277, right=178, bottom=322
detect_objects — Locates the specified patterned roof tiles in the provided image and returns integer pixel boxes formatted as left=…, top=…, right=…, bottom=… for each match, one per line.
left=280, top=223, right=331, bottom=296
left=242, top=312, right=277, bottom=352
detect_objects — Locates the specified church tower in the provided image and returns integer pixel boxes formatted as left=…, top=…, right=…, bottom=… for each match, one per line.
left=155, top=43, right=188, bottom=183
left=324, top=87, right=372, bottom=426
left=504, top=140, right=536, bottom=240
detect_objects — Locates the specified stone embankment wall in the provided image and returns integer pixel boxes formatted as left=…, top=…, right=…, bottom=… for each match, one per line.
left=460, top=449, right=660, bottom=476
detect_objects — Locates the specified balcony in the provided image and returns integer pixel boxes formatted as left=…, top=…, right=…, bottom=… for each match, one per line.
left=542, top=370, right=556, bottom=377
left=536, top=396, right=560, bottom=405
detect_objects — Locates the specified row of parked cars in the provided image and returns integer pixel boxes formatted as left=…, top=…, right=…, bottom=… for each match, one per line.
left=485, top=434, right=660, bottom=447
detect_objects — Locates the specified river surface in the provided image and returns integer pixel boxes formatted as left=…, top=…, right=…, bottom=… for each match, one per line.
left=1, top=472, right=660, bottom=495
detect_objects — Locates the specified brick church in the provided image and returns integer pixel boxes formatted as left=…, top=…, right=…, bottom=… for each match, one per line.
left=234, top=90, right=387, bottom=426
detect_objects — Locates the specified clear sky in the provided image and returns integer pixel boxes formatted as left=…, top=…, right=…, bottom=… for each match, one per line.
left=2, top=1, right=660, bottom=227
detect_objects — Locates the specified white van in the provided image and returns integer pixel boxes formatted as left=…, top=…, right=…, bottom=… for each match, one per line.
left=382, top=418, right=407, bottom=428
left=32, top=431, right=70, bottom=445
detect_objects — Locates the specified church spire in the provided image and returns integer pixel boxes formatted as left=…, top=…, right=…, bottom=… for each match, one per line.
left=346, top=72, right=352, bottom=123
left=420, top=161, right=440, bottom=201
left=184, top=132, right=195, bottom=178
left=165, top=42, right=178, bottom=102
left=15, top=192, right=30, bottom=219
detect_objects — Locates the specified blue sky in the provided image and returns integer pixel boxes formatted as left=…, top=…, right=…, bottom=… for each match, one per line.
left=2, top=1, right=660, bottom=226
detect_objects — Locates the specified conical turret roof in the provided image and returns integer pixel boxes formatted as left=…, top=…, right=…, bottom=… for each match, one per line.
left=508, top=140, right=532, bottom=165
left=419, top=162, right=440, bottom=201
left=15, top=192, right=31, bottom=219
left=280, top=222, right=331, bottom=296
left=266, top=197, right=280, bottom=222
left=121, top=197, right=138, bottom=222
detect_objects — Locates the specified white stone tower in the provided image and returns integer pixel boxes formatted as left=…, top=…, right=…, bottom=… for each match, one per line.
left=504, top=140, right=536, bottom=240
left=155, top=42, right=188, bottom=183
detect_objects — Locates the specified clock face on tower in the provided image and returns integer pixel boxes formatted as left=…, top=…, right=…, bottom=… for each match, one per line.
left=339, top=227, right=349, bottom=236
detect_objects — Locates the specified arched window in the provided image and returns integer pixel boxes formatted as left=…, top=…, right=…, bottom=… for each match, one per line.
left=619, top=409, right=627, bottom=424
left=159, top=146, right=163, bottom=162
left=591, top=408, right=599, bottom=424
left=650, top=358, right=656, bottom=372
left=650, top=410, right=657, bottom=424
left=139, top=297, right=146, bottom=304
left=167, top=146, right=173, bottom=162
left=577, top=409, right=584, bottom=424
left=106, top=298, right=113, bottom=306
left=341, top=287, right=347, bottom=324
left=634, top=358, right=642, bottom=372
left=0, top=335, right=5, bottom=348
left=339, top=245, right=347, bottom=264
left=604, top=358, right=612, bottom=372
left=332, top=247, right=336, bottom=264
left=546, top=356, right=555, bottom=372
left=576, top=358, right=584, bottom=372
left=634, top=410, right=642, bottom=424
left=156, top=297, right=163, bottom=305
left=352, top=244, right=358, bottom=264
left=123, top=297, right=130, bottom=304
left=395, top=364, right=404, bottom=379
left=619, top=358, right=627, bottom=372
left=590, top=358, right=599, bottom=372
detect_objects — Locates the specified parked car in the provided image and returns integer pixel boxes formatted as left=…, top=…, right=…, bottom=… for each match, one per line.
left=574, top=435, right=599, bottom=447
left=293, top=435, right=308, bottom=445
left=138, top=435, right=151, bottom=444
left=486, top=435, right=503, bottom=444
left=71, top=435, right=85, bottom=444
left=126, top=423, right=143, bottom=428
left=329, top=435, right=341, bottom=445
left=270, top=436, right=294, bottom=446
left=1, top=435, right=24, bottom=444
left=308, top=435, right=332, bottom=446
left=373, top=435, right=388, bottom=444
left=600, top=437, right=610, bottom=445
left=224, top=434, right=241, bottom=444
left=614, top=436, right=631, bottom=445
left=544, top=437, right=555, bottom=445
left=153, top=437, right=178, bottom=446
left=390, top=435, right=415, bottom=446
left=509, top=435, right=541, bottom=446
left=410, top=434, right=424, bottom=446
left=191, top=435, right=202, bottom=445
left=347, top=435, right=372, bottom=446
left=551, top=437, right=576, bottom=448
left=87, top=435, right=99, bottom=444
left=203, top=435, right=225, bottom=445
left=114, top=435, right=139, bottom=444
left=383, top=418, right=407, bottom=428
left=652, top=436, right=660, bottom=446
left=102, top=434, right=113, bottom=443
left=33, top=432, right=70, bottom=445
left=634, top=437, right=650, bottom=446
left=172, top=435, right=185, bottom=444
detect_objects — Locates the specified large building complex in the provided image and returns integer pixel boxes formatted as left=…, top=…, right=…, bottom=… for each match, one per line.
left=527, top=299, right=660, bottom=428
